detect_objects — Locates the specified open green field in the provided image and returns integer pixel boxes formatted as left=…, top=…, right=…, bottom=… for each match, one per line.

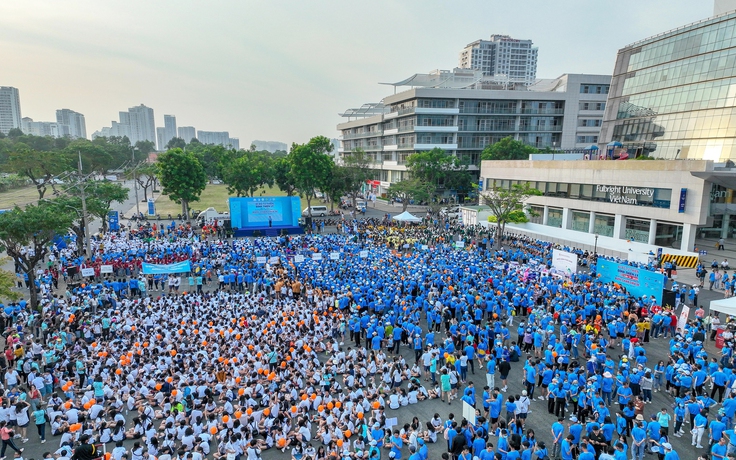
left=0, top=185, right=45, bottom=209
left=154, top=184, right=300, bottom=217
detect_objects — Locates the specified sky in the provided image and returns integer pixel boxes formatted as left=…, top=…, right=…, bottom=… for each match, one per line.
left=0, top=0, right=714, bottom=147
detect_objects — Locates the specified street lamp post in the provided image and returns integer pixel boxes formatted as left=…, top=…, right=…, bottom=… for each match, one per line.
left=77, top=151, right=92, bottom=258
left=594, top=233, right=599, bottom=256
left=131, top=147, right=141, bottom=217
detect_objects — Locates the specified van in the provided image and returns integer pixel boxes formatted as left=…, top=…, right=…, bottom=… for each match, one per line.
left=302, top=206, right=328, bottom=217
left=355, top=201, right=367, bottom=213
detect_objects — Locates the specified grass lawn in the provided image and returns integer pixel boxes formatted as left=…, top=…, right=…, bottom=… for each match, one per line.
left=0, top=185, right=45, bottom=209
left=154, top=184, right=300, bottom=217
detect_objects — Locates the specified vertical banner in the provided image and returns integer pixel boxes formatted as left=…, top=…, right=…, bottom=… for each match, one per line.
left=108, top=210, right=120, bottom=231
left=147, top=199, right=156, bottom=216
left=677, top=305, right=690, bottom=331
left=551, top=249, right=578, bottom=275
left=678, top=188, right=687, bottom=213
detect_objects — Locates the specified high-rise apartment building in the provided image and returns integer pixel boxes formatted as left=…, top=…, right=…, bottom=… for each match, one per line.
left=162, top=115, right=177, bottom=149
left=124, top=104, right=156, bottom=145
left=197, top=130, right=239, bottom=149
left=156, top=127, right=167, bottom=152
left=715, top=0, right=736, bottom=15
left=459, top=35, right=538, bottom=86
left=0, top=86, right=22, bottom=134
left=178, top=126, right=196, bottom=143
left=21, top=117, right=70, bottom=138
left=55, top=108, right=87, bottom=139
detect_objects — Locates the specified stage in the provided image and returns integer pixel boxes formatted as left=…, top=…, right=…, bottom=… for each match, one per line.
left=233, top=225, right=304, bottom=238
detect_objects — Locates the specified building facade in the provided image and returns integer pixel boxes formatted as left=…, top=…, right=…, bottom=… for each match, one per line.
left=337, top=73, right=610, bottom=194
left=458, top=35, right=538, bottom=86
left=0, top=87, right=21, bottom=134
left=600, top=10, right=736, bottom=161
left=162, top=115, right=177, bottom=149
left=178, top=126, right=196, bottom=143
left=197, top=130, right=239, bottom=149
left=21, top=117, right=70, bottom=138
left=55, top=109, right=86, bottom=139
left=124, top=104, right=156, bottom=145
left=479, top=159, right=719, bottom=253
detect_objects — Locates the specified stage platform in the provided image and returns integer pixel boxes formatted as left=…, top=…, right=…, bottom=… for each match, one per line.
left=233, top=225, right=304, bottom=238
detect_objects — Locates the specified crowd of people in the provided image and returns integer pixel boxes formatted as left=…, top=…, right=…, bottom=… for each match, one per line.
left=0, top=218, right=728, bottom=460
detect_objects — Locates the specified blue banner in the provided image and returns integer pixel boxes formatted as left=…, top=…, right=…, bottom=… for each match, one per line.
left=147, top=199, right=156, bottom=216
left=108, top=210, right=120, bottom=231
left=678, top=188, right=687, bottom=213
left=141, top=260, right=191, bottom=274
left=597, top=259, right=665, bottom=303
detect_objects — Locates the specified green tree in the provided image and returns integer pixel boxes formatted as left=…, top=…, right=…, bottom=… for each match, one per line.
left=223, top=151, right=274, bottom=197
left=0, top=203, right=76, bottom=310
left=481, top=136, right=538, bottom=161
left=483, top=182, right=542, bottom=247
left=406, top=148, right=473, bottom=213
left=65, top=140, right=116, bottom=174
left=156, top=148, right=207, bottom=218
left=7, top=128, right=23, bottom=139
left=342, top=148, right=372, bottom=209
left=134, top=140, right=156, bottom=156
left=85, top=181, right=129, bottom=232
left=387, top=179, right=431, bottom=212
left=322, top=165, right=352, bottom=211
left=166, top=137, right=187, bottom=150
left=273, top=157, right=297, bottom=196
left=288, top=136, right=334, bottom=216
left=7, top=147, right=70, bottom=199
left=0, top=265, right=20, bottom=303
left=126, top=162, right=158, bottom=201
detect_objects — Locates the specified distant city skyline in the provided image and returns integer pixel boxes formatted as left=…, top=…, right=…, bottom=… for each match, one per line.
left=0, top=1, right=715, bottom=145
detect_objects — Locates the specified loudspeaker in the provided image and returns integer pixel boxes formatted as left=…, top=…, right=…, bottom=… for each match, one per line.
left=66, top=266, right=78, bottom=277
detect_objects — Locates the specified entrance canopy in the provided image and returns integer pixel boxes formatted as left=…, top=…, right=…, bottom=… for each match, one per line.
left=392, top=211, right=422, bottom=222
left=710, top=297, right=736, bottom=316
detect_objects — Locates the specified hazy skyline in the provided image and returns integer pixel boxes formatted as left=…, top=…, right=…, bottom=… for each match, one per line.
left=0, top=1, right=713, bottom=147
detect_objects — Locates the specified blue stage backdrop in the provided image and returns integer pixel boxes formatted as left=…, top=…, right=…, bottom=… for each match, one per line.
left=229, top=197, right=301, bottom=229
left=597, top=259, right=666, bottom=303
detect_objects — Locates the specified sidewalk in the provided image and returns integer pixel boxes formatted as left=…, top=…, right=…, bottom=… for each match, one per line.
left=370, top=199, right=430, bottom=214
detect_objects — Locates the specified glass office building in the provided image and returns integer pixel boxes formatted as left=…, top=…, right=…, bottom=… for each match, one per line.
left=600, top=10, right=736, bottom=160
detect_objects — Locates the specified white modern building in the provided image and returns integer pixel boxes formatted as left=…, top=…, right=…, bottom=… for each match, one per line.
left=337, top=71, right=610, bottom=194
left=478, top=159, right=721, bottom=255
left=0, top=86, right=21, bottom=134
left=178, top=126, right=196, bottom=143
left=21, top=117, right=70, bottom=138
left=55, top=109, right=86, bottom=139
left=459, top=35, right=538, bottom=86
left=197, top=130, right=239, bottom=149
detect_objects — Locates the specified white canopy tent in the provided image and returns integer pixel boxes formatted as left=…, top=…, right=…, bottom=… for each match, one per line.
left=392, top=211, right=422, bottom=222
left=710, top=297, right=736, bottom=316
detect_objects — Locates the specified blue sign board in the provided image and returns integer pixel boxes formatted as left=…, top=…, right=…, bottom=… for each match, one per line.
left=108, top=210, right=120, bottom=231
left=141, top=260, right=191, bottom=274
left=147, top=199, right=156, bottom=216
left=597, top=259, right=666, bottom=304
left=478, top=178, right=484, bottom=192
left=678, top=188, right=687, bottom=213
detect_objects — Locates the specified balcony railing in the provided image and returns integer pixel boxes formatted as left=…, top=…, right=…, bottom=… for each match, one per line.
left=518, top=125, right=563, bottom=132
left=342, top=130, right=383, bottom=140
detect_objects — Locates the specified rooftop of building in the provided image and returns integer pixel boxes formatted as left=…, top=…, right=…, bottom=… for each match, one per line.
left=622, top=8, right=736, bottom=50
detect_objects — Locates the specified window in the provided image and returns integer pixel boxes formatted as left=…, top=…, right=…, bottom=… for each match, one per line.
left=579, top=119, right=602, bottom=127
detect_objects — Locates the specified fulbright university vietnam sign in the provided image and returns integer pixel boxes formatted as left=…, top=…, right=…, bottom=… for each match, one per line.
left=596, top=184, right=654, bottom=205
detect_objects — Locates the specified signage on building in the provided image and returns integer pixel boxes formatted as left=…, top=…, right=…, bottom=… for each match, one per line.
left=596, top=185, right=654, bottom=205
left=678, top=188, right=687, bottom=213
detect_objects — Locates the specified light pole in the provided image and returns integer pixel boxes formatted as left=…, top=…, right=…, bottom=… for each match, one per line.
left=77, top=151, right=92, bottom=258
left=594, top=233, right=599, bottom=256
left=131, top=147, right=141, bottom=217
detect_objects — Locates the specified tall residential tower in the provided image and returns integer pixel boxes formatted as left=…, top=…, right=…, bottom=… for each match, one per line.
left=458, top=35, right=538, bottom=86
left=0, top=87, right=22, bottom=134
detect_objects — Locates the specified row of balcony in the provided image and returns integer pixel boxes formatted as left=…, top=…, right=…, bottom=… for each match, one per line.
left=343, top=124, right=560, bottom=142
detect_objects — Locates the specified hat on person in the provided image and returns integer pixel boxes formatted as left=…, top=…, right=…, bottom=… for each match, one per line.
left=635, top=414, right=644, bottom=421
left=661, top=443, right=672, bottom=450
left=522, top=390, right=527, bottom=396
left=603, top=371, right=612, bottom=378
left=570, top=416, right=578, bottom=422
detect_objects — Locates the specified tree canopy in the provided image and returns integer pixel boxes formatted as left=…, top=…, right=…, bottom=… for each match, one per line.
left=223, top=151, right=274, bottom=197
left=481, top=136, right=538, bottom=161
left=406, top=148, right=473, bottom=212
left=387, top=179, right=430, bottom=212
left=288, top=136, right=335, bottom=216
left=483, top=182, right=542, bottom=247
left=156, top=148, right=207, bottom=218
left=0, top=202, right=76, bottom=310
